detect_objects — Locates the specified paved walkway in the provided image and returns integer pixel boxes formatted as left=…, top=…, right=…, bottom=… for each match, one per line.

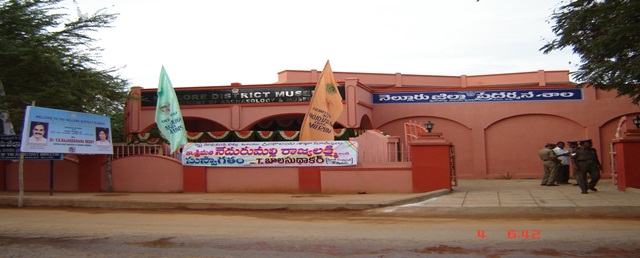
left=1, top=179, right=639, bottom=218
left=366, top=179, right=640, bottom=218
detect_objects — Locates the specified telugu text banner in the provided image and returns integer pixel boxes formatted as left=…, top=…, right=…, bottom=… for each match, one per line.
left=182, top=141, right=359, bottom=167
left=373, top=88, right=583, bottom=104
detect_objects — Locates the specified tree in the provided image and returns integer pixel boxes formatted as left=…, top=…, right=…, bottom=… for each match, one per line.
left=541, top=0, right=640, bottom=104
left=0, top=0, right=129, bottom=141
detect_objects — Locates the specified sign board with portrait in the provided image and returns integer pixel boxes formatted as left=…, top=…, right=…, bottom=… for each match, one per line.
left=20, top=106, right=113, bottom=154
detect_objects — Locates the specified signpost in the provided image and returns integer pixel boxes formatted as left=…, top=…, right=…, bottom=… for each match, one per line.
left=15, top=106, right=113, bottom=206
left=20, top=106, right=113, bottom=155
left=0, top=135, right=63, bottom=160
left=0, top=135, right=63, bottom=198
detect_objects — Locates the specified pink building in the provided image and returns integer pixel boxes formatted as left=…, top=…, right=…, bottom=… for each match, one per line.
left=3, top=69, right=639, bottom=193
left=126, top=69, right=639, bottom=180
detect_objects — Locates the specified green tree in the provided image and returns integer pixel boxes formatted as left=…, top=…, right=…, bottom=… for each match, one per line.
left=541, top=0, right=640, bottom=104
left=0, top=0, right=129, bottom=141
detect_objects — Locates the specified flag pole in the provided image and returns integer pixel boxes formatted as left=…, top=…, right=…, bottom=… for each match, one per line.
left=18, top=152, right=23, bottom=207
left=18, top=101, right=35, bottom=207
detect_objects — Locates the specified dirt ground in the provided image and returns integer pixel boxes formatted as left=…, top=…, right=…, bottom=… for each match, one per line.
left=1, top=207, right=639, bottom=257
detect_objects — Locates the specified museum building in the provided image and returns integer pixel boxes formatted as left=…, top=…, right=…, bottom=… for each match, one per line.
left=125, top=68, right=639, bottom=180
left=3, top=68, right=639, bottom=194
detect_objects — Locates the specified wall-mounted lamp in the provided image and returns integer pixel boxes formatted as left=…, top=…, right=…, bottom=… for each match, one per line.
left=633, top=115, right=640, bottom=129
left=425, top=120, right=434, bottom=133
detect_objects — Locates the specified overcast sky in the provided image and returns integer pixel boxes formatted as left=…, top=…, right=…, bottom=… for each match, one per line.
left=60, top=0, right=580, bottom=88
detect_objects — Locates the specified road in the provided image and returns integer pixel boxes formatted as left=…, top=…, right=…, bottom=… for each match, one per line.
left=1, top=207, right=639, bottom=257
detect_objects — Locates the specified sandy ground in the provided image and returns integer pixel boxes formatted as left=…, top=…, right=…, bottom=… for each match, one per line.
left=1, top=207, right=639, bottom=257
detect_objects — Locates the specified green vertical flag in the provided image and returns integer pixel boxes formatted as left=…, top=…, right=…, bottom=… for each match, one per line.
left=155, top=66, right=187, bottom=154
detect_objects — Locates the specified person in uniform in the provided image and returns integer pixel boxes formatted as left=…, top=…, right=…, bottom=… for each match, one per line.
left=567, top=141, right=580, bottom=186
left=539, top=143, right=560, bottom=186
left=574, top=139, right=602, bottom=194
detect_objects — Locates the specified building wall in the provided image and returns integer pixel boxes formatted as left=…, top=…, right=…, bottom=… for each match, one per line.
left=206, top=167, right=299, bottom=193
left=321, top=169, right=413, bottom=193
left=2, top=147, right=414, bottom=194
left=5, top=159, right=79, bottom=191
left=108, top=155, right=183, bottom=192
left=373, top=87, right=638, bottom=178
left=277, top=69, right=571, bottom=87
left=124, top=70, right=639, bottom=180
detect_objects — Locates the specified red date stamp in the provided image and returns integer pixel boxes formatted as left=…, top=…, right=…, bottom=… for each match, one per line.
left=477, top=229, right=541, bottom=239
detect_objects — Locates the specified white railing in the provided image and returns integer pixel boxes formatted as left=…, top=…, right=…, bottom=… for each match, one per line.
left=112, top=143, right=180, bottom=160
left=403, top=120, right=427, bottom=161
left=359, top=150, right=407, bottom=163
left=112, top=143, right=409, bottom=163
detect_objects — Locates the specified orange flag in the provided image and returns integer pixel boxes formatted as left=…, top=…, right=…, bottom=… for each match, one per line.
left=299, top=60, right=344, bottom=141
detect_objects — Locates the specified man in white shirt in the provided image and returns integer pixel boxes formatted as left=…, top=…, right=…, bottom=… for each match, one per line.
left=28, top=123, right=48, bottom=144
left=553, top=141, right=571, bottom=184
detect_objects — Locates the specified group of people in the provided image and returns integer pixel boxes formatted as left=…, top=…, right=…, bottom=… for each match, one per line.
left=538, top=139, right=602, bottom=194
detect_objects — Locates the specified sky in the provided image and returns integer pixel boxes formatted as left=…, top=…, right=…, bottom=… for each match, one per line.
left=59, top=0, right=580, bottom=89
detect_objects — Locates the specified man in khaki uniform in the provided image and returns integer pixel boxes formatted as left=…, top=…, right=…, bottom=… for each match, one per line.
left=539, top=143, right=559, bottom=186
left=574, top=139, right=602, bottom=194
left=567, top=141, right=580, bottom=186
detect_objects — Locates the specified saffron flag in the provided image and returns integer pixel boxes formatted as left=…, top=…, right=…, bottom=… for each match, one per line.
left=299, top=60, right=344, bottom=141
left=155, top=66, right=188, bottom=153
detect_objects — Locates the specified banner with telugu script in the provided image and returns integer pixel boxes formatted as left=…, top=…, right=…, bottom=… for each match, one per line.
left=182, top=140, right=358, bottom=167
left=373, top=88, right=583, bottom=104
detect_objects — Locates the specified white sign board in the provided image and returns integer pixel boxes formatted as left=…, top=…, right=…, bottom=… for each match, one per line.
left=20, top=106, right=113, bottom=154
left=183, top=141, right=358, bottom=167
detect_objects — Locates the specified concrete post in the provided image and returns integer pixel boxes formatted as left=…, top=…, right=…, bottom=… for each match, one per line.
left=0, top=160, right=5, bottom=191
left=78, top=155, right=107, bottom=192
left=299, top=167, right=322, bottom=193
left=183, top=166, right=206, bottom=192
left=613, top=127, right=640, bottom=191
left=410, top=132, right=453, bottom=193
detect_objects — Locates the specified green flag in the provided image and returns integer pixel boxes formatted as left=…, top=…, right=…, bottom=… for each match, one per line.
left=155, top=66, right=187, bottom=154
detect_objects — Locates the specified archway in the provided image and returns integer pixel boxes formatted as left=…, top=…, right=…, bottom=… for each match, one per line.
left=485, top=114, right=584, bottom=178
